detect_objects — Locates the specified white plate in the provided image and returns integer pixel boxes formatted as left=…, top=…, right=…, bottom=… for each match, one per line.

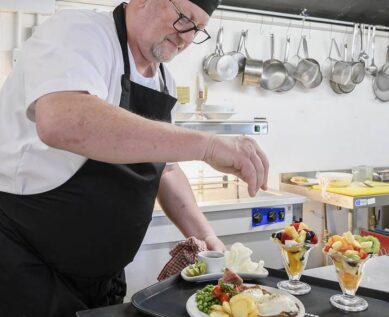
left=186, top=285, right=305, bottom=317
left=181, top=266, right=269, bottom=282
left=290, top=178, right=318, bottom=186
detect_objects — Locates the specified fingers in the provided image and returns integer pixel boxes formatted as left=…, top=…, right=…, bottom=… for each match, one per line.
left=254, top=142, right=269, bottom=190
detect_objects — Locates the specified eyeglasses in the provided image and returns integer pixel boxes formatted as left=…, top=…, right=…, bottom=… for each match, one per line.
left=169, top=0, right=211, bottom=44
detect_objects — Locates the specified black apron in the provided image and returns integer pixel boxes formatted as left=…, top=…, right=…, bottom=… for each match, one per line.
left=0, top=3, right=177, bottom=317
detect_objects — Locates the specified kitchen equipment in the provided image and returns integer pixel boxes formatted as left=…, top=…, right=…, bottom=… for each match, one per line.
left=331, top=42, right=353, bottom=86
left=350, top=24, right=366, bottom=84
left=241, top=31, right=263, bottom=86
left=338, top=44, right=356, bottom=93
left=352, top=165, right=374, bottom=183
left=260, top=34, right=287, bottom=91
left=366, top=26, right=378, bottom=76
left=202, top=27, right=239, bottom=82
left=373, top=169, right=389, bottom=182
left=293, top=36, right=321, bottom=88
left=277, top=36, right=297, bottom=92
left=373, top=46, right=389, bottom=102
left=227, top=30, right=247, bottom=74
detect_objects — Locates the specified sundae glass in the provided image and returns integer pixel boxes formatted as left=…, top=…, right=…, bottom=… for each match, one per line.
left=323, top=231, right=380, bottom=312
left=272, top=222, right=318, bottom=295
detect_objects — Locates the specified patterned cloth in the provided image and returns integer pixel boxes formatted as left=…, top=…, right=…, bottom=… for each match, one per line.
left=158, top=236, right=207, bottom=281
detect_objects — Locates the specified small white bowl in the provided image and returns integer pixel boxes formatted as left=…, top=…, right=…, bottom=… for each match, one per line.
left=202, top=104, right=235, bottom=113
left=203, top=112, right=236, bottom=120
left=317, top=172, right=353, bottom=188
left=197, top=251, right=225, bottom=273
left=176, top=112, right=195, bottom=120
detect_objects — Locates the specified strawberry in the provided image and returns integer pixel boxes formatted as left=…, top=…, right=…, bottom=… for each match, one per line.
left=311, top=235, right=318, bottom=244
left=281, top=232, right=293, bottom=244
left=292, top=222, right=300, bottom=231
left=324, top=245, right=331, bottom=252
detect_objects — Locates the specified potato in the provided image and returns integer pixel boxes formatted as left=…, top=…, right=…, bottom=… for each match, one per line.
left=209, top=311, right=230, bottom=317
left=230, top=300, right=248, bottom=317
left=222, top=301, right=232, bottom=314
left=211, top=305, right=224, bottom=312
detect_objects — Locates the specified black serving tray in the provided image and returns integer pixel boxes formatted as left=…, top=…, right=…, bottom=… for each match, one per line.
left=131, top=268, right=389, bottom=317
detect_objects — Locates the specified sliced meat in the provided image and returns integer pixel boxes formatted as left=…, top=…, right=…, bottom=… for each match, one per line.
left=219, top=267, right=243, bottom=286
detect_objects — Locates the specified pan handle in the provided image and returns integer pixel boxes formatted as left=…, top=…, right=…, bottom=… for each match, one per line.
left=215, top=26, right=224, bottom=55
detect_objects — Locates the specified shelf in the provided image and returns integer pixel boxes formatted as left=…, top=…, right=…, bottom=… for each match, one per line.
left=175, top=119, right=268, bottom=135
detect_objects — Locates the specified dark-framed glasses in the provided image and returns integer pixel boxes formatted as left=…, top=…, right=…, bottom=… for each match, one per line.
left=169, top=0, right=211, bottom=44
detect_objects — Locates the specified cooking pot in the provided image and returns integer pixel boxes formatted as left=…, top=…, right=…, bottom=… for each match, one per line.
left=241, top=31, right=263, bottom=86
left=337, top=44, right=356, bottom=93
left=227, top=30, right=247, bottom=74
left=277, top=36, right=296, bottom=92
left=260, top=34, right=287, bottom=90
left=203, top=27, right=239, bottom=82
left=293, top=36, right=321, bottom=88
left=373, top=46, right=389, bottom=102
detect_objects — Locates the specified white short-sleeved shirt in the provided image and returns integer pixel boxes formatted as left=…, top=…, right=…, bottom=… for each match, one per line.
left=0, top=9, right=177, bottom=195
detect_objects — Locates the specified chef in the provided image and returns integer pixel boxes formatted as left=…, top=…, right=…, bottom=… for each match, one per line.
left=0, top=0, right=268, bottom=316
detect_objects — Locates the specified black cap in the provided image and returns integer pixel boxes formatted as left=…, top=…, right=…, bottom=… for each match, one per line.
left=188, top=0, right=222, bottom=16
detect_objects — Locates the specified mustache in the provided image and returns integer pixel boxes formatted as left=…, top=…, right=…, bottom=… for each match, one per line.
left=165, top=35, right=185, bottom=50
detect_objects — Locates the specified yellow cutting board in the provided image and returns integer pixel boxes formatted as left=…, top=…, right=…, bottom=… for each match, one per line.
left=312, top=183, right=389, bottom=197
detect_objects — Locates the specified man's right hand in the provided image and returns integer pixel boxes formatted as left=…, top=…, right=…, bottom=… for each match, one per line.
left=203, top=135, right=269, bottom=197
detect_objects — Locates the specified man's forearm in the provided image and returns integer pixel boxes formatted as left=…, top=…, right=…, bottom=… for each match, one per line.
left=157, top=164, right=216, bottom=240
left=35, top=92, right=210, bottom=164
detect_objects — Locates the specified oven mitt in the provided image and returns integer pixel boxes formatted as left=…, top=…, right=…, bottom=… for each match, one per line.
left=158, top=236, right=207, bottom=281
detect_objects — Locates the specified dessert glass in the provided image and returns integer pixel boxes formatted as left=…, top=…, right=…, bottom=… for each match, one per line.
left=274, top=241, right=315, bottom=295
left=326, top=252, right=373, bottom=312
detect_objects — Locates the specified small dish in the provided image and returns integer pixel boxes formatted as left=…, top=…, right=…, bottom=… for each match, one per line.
left=202, top=112, right=236, bottom=120
left=290, top=177, right=318, bottom=186
left=181, top=266, right=269, bottom=282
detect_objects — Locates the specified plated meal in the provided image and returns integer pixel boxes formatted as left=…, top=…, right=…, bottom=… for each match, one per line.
left=186, top=269, right=304, bottom=317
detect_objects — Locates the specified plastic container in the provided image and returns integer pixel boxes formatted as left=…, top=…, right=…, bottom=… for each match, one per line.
left=317, top=172, right=353, bottom=188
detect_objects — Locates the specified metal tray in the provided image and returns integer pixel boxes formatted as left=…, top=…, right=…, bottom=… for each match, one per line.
left=131, top=268, right=389, bottom=317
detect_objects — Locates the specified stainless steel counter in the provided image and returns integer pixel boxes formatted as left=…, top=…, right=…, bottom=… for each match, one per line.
left=280, top=169, right=389, bottom=234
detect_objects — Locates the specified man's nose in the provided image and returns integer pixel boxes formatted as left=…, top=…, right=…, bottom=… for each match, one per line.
left=178, top=30, right=195, bottom=45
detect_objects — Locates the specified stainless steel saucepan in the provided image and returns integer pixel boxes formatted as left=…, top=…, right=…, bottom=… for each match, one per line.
left=241, top=31, right=263, bottom=86
left=277, top=36, right=296, bottom=92
left=203, top=26, right=239, bottom=82
left=260, top=34, right=287, bottom=90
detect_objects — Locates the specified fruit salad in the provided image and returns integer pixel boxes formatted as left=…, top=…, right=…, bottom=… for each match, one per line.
left=323, top=231, right=380, bottom=292
left=272, top=222, right=318, bottom=276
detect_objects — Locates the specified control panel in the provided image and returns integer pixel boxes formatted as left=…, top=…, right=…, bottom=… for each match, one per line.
left=251, top=207, right=285, bottom=227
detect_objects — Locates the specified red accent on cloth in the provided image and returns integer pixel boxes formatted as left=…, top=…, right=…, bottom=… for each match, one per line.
left=158, top=236, right=207, bottom=281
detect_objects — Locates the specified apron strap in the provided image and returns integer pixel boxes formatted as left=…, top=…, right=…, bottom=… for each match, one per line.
left=113, top=3, right=170, bottom=94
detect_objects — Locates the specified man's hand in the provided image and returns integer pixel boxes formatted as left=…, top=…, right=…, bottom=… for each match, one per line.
left=203, top=135, right=269, bottom=197
left=204, top=235, right=226, bottom=252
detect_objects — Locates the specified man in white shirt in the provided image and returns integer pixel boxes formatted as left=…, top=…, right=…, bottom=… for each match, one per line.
left=0, top=0, right=268, bottom=316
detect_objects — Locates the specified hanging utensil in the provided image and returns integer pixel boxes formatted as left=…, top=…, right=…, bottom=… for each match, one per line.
left=260, top=34, right=287, bottom=90
left=241, top=31, right=263, bottom=86
left=277, top=36, right=296, bottom=92
left=338, top=44, right=356, bottom=93
left=227, top=30, right=247, bottom=74
left=366, top=26, right=378, bottom=76
left=203, top=27, right=239, bottom=82
left=350, top=24, right=366, bottom=84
